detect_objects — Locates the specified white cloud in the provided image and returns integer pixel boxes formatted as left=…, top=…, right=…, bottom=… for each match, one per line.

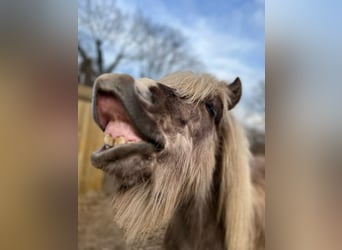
left=183, top=20, right=264, bottom=128
left=116, top=0, right=264, bottom=128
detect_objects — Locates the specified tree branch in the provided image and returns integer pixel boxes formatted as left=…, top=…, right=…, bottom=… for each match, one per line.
left=96, top=39, right=103, bottom=74
left=78, top=44, right=89, bottom=60
left=105, top=51, right=125, bottom=73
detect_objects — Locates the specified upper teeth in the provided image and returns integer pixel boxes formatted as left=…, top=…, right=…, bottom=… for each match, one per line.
left=104, top=134, right=114, bottom=146
left=114, top=136, right=126, bottom=145
left=104, top=134, right=126, bottom=148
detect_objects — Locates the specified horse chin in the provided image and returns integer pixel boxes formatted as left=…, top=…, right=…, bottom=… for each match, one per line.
left=92, top=142, right=155, bottom=166
left=91, top=141, right=157, bottom=190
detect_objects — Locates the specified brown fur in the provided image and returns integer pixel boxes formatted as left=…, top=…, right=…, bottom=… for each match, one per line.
left=92, top=72, right=265, bottom=249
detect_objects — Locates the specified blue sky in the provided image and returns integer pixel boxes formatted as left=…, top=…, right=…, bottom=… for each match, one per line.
left=118, top=0, right=265, bottom=127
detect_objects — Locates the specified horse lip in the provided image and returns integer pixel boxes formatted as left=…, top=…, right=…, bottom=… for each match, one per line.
left=92, top=77, right=165, bottom=152
left=91, top=142, right=155, bottom=169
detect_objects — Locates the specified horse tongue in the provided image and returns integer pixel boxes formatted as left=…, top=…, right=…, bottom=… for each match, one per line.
left=105, top=120, right=142, bottom=142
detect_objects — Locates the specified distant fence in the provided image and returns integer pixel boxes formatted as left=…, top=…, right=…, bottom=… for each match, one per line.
left=78, top=85, right=104, bottom=194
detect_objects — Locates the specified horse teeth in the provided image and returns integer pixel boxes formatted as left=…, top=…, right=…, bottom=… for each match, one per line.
left=104, top=134, right=126, bottom=147
left=104, top=134, right=114, bottom=146
left=114, top=136, right=126, bottom=145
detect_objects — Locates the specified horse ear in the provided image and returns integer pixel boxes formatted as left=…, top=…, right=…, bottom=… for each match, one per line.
left=227, top=77, right=242, bottom=110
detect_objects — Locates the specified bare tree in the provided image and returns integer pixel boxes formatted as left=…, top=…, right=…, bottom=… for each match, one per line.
left=131, top=14, right=203, bottom=79
left=78, top=0, right=128, bottom=86
left=249, top=80, right=265, bottom=114
left=246, top=80, right=265, bottom=154
left=78, top=0, right=203, bottom=86
left=245, top=79, right=265, bottom=129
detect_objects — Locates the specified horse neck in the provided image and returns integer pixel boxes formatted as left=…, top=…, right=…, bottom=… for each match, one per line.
left=163, top=174, right=226, bottom=250
left=129, top=195, right=224, bottom=250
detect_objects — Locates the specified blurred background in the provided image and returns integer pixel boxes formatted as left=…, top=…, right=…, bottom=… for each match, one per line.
left=0, top=0, right=341, bottom=250
left=77, top=0, right=264, bottom=249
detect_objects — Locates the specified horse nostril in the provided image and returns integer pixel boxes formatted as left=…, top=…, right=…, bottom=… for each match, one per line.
left=135, top=86, right=142, bottom=96
left=135, top=85, right=153, bottom=103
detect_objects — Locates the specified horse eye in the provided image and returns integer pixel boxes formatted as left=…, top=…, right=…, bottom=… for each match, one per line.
left=205, top=102, right=217, bottom=118
left=159, top=84, right=177, bottom=98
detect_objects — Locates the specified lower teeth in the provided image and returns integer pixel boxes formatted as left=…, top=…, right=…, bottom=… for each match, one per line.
left=104, top=135, right=126, bottom=148
left=114, top=136, right=125, bottom=145
left=104, top=134, right=114, bottom=146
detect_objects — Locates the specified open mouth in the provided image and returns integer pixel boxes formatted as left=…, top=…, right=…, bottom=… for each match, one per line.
left=91, top=88, right=164, bottom=169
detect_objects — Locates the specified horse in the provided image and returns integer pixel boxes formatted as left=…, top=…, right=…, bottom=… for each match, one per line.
left=91, top=72, right=265, bottom=250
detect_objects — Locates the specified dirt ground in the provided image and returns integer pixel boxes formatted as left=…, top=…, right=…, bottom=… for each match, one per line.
left=78, top=191, right=128, bottom=250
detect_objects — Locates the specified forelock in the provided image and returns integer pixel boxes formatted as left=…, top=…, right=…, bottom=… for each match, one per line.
left=159, top=72, right=230, bottom=107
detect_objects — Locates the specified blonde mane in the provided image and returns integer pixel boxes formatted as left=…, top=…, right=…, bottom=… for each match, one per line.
left=160, top=72, right=233, bottom=107
left=161, top=72, right=254, bottom=250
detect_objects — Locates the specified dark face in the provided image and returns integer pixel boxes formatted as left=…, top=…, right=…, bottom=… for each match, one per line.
left=91, top=73, right=224, bottom=191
